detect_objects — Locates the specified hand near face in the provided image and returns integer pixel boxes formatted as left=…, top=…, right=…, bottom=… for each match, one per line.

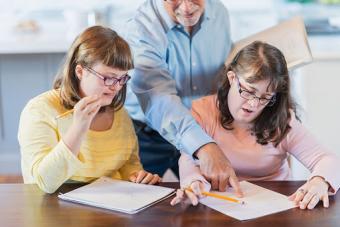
left=170, top=181, right=205, bottom=206
left=73, top=95, right=102, bottom=131
left=195, top=143, right=243, bottom=197
left=289, top=176, right=330, bottom=209
left=129, top=170, right=161, bottom=185
left=62, top=95, right=102, bottom=155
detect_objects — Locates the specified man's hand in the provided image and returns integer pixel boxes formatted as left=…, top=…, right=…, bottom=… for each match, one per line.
left=195, top=143, right=243, bottom=196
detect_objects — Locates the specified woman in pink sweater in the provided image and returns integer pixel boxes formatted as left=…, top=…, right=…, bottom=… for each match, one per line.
left=171, top=41, right=340, bottom=210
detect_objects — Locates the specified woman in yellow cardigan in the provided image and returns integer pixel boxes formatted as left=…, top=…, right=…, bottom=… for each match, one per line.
left=18, top=26, right=160, bottom=193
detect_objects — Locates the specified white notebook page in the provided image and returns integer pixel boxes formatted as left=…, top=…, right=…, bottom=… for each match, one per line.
left=58, top=177, right=175, bottom=214
left=200, top=181, right=297, bottom=220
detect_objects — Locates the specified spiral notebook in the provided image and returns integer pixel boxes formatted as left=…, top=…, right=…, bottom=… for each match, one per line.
left=58, top=177, right=175, bottom=214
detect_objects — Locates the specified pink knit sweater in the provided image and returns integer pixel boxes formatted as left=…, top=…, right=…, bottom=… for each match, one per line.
left=179, top=95, right=340, bottom=194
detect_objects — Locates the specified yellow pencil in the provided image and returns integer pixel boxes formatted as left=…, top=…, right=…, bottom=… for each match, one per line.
left=55, top=109, right=74, bottom=119
left=186, top=188, right=245, bottom=205
left=202, top=191, right=245, bottom=204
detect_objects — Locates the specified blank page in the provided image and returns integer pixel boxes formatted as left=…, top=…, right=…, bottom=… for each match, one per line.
left=58, top=177, right=175, bottom=214
left=200, top=181, right=297, bottom=220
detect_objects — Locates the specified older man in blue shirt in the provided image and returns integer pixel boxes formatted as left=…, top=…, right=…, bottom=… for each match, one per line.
left=124, top=0, right=243, bottom=194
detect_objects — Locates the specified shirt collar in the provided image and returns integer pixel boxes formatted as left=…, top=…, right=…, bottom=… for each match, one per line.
left=155, top=0, right=177, bottom=33
left=203, top=0, right=214, bottom=21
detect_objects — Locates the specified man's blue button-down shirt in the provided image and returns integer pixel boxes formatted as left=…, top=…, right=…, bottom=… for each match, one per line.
left=123, top=0, right=232, bottom=156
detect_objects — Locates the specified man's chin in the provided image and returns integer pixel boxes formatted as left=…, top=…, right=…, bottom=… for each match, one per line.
left=177, top=14, right=201, bottom=27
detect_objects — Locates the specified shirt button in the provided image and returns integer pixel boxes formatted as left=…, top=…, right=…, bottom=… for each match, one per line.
left=192, top=61, right=196, bottom=66
left=193, top=86, right=197, bottom=90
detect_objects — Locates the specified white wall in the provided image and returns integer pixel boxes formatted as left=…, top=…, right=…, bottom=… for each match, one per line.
left=290, top=58, right=340, bottom=180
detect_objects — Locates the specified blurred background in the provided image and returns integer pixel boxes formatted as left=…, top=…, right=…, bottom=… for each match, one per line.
left=0, top=0, right=339, bottom=182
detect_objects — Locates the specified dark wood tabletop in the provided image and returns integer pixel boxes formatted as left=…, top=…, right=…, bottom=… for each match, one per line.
left=0, top=181, right=338, bottom=227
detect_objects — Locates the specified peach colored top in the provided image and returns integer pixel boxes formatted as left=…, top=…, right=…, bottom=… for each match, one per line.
left=179, top=95, right=340, bottom=194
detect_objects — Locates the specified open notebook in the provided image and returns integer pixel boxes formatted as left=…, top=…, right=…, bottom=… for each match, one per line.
left=58, top=177, right=175, bottom=214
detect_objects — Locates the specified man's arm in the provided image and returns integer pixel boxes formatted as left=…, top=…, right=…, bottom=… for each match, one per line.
left=126, top=21, right=213, bottom=156
left=124, top=2, right=241, bottom=193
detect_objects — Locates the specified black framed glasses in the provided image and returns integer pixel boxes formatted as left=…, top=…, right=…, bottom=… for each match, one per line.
left=235, top=75, right=276, bottom=107
left=84, top=66, right=130, bottom=87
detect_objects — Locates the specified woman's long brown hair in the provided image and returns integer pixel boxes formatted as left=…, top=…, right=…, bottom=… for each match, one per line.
left=217, top=41, right=298, bottom=146
left=53, top=26, right=133, bottom=111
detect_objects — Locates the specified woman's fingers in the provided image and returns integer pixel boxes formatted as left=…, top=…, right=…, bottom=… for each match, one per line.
left=129, top=173, right=137, bottom=182
left=81, top=98, right=101, bottom=115
left=293, top=187, right=306, bottom=204
left=299, top=191, right=315, bottom=209
left=134, top=171, right=160, bottom=184
left=184, top=189, right=199, bottom=206
left=299, top=188, right=326, bottom=210
left=321, top=194, right=329, bottom=208
left=148, top=174, right=161, bottom=185
left=135, top=170, right=147, bottom=183
left=170, top=181, right=205, bottom=206
left=77, top=95, right=100, bottom=109
left=292, top=187, right=329, bottom=210
left=293, top=177, right=330, bottom=210
left=307, top=195, right=320, bottom=210
left=83, top=102, right=100, bottom=114
left=88, top=103, right=101, bottom=117
left=288, top=192, right=296, bottom=201
left=131, top=170, right=161, bottom=185
left=140, top=172, right=154, bottom=184
left=170, top=189, right=184, bottom=206
left=74, top=95, right=102, bottom=118
left=191, top=181, right=204, bottom=198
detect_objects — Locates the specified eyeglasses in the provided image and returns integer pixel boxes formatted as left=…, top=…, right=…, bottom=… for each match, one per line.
left=84, top=66, right=130, bottom=87
left=235, top=75, right=276, bottom=107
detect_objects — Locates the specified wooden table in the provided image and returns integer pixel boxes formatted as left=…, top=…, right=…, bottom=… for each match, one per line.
left=0, top=181, right=338, bottom=227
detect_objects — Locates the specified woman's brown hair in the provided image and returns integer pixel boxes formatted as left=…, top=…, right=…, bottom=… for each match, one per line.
left=53, top=25, right=133, bottom=111
left=217, top=41, right=297, bottom=146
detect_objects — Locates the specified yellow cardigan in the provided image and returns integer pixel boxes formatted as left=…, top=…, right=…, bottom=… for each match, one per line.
left=18, top=89, right=142, bottom=193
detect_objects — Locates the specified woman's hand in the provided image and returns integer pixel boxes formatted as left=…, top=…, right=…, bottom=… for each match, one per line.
left=63, top=95, right=102, bottom=155
left=289, top=176, right=330, bottom=209
left=129, top=170, right=161, bottom=185
left=72, top=95, right=102, bottom=131
left=170, top=181, right=205, bottom=206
